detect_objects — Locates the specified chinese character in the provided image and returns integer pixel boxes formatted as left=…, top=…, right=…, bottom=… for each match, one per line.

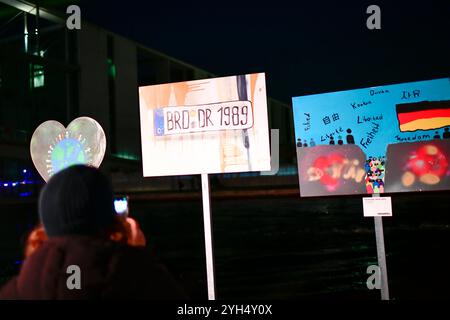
left=332, top=113, right=340, bottom=122
left=323, top=116, right=331, bottom=125
left=401, top=91, right=410, bottom=100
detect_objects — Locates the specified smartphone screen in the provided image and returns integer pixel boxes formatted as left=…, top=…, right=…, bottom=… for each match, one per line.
left=114, top=196, right=129, bottom=216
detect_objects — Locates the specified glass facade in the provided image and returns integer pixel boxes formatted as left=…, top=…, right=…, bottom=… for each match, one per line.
left=0, top=2, right=296, bottom=197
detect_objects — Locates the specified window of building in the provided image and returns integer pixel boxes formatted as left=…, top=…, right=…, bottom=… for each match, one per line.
left=107, top=58, right=116, bottom=79
left=30, top=64, right=44, bottom=89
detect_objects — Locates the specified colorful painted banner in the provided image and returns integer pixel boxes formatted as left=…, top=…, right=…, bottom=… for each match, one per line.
left=139, top=73, right=270, bottom=177
left=292, top=78, right=450, bottom=196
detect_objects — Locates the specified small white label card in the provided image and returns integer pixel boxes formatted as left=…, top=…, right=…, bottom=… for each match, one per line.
left=363, top=197, right=393, bottom=217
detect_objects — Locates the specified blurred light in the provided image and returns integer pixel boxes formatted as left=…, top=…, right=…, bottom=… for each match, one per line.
left=23, top=169, right=27, bottom=173
left=3, top=183, right=8, bottom=187
left=12, top=182, right=18, bottom=187
left=114, top=199, right=128, bottom=214
left=113, top=152, right=139, bottom=161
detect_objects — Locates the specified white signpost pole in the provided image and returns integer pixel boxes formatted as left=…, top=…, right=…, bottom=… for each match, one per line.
left=372, top=193, right=390, bottom=300
left=201, top=173, right=216, bottom=300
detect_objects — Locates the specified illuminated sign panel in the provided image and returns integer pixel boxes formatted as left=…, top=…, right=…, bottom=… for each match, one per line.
left=292, top=78, right=450, bottom=196
left=30, top=117, right=106, bottom=182
left=139, top=73, right=270, bottom=177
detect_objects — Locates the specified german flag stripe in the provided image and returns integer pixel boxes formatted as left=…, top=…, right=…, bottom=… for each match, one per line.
left=398, top=108, right=450, bottom=124
left=396, top=100, right=450, bottom=113
left=399, top=117, right=450, bottom=132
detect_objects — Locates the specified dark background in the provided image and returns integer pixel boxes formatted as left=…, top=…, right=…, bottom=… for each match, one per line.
left=79, top=0, right=450, bottom=103
left=3, top=191, right=450, bottom=299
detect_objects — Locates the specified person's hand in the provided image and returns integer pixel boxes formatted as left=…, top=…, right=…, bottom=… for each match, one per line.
left=24, top=225, right=47, bottom=257
left=126, top=217, right=146, bottom=247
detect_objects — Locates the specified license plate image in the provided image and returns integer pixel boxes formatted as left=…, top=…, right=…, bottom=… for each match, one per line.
left=153, top=100, right=253, bottom=136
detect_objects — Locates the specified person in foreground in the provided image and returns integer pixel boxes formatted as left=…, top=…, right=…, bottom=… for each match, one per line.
left=0, top=165, right=187, bottom=300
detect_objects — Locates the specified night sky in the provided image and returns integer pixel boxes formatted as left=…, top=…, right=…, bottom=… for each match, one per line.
left=80, top=1, right=448, bottom=103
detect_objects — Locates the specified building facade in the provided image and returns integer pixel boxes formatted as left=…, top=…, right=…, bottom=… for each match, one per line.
left=0, top=1, right=296, bottom=197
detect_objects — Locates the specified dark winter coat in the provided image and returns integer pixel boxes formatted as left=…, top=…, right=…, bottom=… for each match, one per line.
left=0, top=235, right=187, bottom=300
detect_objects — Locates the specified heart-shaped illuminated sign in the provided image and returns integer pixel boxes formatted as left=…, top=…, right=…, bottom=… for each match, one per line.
left=30, top=117, right=106, bottom=182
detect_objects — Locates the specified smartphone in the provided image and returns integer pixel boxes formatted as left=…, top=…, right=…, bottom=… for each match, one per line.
left=114, top=196, right=129, bottom=217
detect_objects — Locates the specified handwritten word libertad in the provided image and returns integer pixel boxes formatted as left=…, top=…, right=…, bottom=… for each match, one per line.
left=357, top=114, right=383, bottom=124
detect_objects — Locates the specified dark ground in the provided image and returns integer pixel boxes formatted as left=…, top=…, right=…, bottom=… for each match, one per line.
left=1, top=191, right=450, bottom=300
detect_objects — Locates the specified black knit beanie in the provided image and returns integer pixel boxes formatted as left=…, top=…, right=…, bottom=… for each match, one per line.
left=39, top=165, right=116, bottom=237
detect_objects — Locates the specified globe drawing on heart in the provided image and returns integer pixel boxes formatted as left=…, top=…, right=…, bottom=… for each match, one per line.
left=30, top=117, right=106, bottom=182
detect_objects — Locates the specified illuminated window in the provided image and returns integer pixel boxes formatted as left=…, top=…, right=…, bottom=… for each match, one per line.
left=107, top=58, right=116, bottom=79
left=30, top=64, right=44, bottom=88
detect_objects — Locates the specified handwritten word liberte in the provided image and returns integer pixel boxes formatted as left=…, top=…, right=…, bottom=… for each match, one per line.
left=320, top=127, right=344, bottom=142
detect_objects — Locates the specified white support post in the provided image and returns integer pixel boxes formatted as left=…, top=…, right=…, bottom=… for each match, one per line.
left=373, top=193, right=390, bottom=300
left=201, top=173, right=216, bottom=300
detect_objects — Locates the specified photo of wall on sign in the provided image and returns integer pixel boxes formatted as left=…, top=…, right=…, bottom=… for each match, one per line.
left=138, top=73, right=271, bottom=177
left=292, top=78, right=450, bottom=197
